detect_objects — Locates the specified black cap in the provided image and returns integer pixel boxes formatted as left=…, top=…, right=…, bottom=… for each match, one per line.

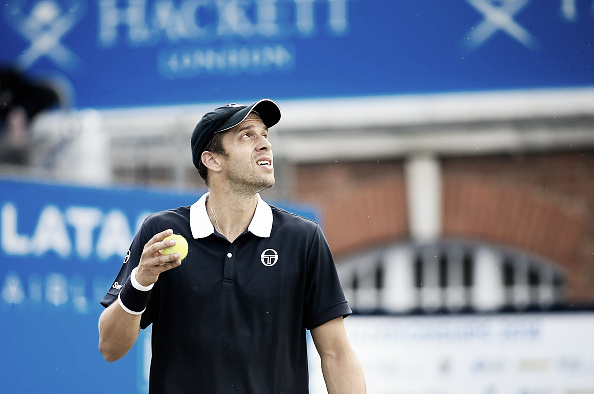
left=191, top=99, right=281, bottom=170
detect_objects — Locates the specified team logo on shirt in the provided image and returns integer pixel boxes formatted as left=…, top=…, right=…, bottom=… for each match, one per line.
left=260, top=249, right=278, bottom=267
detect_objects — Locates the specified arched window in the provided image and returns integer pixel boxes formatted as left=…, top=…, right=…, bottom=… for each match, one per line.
left=337, top=240, right=566, bottom=314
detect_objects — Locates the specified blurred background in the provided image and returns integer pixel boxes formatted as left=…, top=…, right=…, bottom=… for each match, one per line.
left=1, top=1, right=593, bottom=393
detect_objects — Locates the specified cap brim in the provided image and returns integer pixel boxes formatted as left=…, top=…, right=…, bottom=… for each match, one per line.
left=216, top=99, right=281, bottom=134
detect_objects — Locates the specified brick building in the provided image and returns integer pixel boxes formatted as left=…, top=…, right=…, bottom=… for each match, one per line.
left=270, top=90, right=594, bottom=312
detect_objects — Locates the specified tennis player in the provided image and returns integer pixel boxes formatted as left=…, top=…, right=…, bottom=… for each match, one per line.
left=98, top=99, right=366, bottom=394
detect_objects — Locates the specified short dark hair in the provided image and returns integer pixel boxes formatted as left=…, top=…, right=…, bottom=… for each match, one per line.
left=198, top=131, right=227, bottom=184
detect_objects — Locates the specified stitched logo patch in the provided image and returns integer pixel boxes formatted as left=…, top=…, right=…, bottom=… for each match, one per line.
left=260, top=249, right=278, bottom=267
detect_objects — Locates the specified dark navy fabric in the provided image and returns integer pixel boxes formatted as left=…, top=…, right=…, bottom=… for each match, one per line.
left=101, top=204, right=351, bottom=394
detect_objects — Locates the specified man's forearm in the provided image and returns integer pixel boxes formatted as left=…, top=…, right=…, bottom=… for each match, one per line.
left=321, top=349, right=366, bottom=394
left=98, top=302, right=142, bottom=362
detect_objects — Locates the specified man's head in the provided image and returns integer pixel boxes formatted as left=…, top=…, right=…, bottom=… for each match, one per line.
left=191, top=99, right=281, bottom=184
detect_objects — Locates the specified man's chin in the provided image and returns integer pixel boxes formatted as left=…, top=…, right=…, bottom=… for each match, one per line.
left=255, top=177, right=275, bottom=193
left=259, top=179, right=275, bottom=192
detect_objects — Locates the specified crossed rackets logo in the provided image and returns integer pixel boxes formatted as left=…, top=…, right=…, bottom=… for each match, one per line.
left=5, top=0, right=85, bottom=70
left=463, top=0, right=538, bottom=51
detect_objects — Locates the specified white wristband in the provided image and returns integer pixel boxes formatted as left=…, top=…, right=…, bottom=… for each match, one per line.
left=131, top=267, right=154, bottom=291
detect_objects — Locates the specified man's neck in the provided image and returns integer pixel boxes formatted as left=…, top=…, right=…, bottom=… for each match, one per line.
left=206, top=188, right=259, bottom=242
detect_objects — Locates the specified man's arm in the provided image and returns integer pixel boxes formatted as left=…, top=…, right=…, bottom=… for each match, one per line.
left=98, top=301, right=142, bottom=362
left=311, top=317, right=366, bottom=394
left=98, top=229, right=182, bottom=362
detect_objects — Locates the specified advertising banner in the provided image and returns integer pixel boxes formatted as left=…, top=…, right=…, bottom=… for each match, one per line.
left=309, top=313, right=594, bottom=394
left=1, top=0, right=592, bottom=109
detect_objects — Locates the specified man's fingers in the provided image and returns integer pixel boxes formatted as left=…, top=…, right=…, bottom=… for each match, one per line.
left=136, top=229, right=183, bottom=286
left=141, top=257, right=180, bottom=275
left=148, top=228, right=174, bottom=248
left=144, top=229, right=176, bottom=259
left=154, top=252, right=181, bottom=266
left=159, top=259, right=182, bottom=272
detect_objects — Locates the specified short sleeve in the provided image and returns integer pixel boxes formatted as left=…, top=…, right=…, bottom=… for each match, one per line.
left=303, top=225, right=352, bottom=329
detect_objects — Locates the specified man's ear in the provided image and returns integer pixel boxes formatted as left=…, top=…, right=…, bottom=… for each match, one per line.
left=201, top=151, right=222, bottom=173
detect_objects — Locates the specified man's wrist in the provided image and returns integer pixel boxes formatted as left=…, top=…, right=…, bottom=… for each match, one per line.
left=118, top=267, right=152, bottom=315
left=131, top=267, right=154, bottom=291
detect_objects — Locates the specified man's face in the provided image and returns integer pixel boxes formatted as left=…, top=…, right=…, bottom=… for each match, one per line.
left=218, top=113, right=275, bottom=193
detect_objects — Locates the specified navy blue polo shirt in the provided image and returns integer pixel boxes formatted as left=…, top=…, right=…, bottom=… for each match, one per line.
left=101, top=193, right=351, bottom=394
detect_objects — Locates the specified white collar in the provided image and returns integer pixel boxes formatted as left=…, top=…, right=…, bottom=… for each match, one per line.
left=190, top=192, right=273, bottom=239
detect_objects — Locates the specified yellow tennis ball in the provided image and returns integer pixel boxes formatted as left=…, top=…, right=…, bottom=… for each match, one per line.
left=162, top=234, right=188, bottom=260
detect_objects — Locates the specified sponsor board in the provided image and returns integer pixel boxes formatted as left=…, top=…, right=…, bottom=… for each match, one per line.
left=1, top=0, right=592, bottom=108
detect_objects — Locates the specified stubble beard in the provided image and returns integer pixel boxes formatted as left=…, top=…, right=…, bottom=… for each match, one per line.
left=226, top=166, right=275, bottom=196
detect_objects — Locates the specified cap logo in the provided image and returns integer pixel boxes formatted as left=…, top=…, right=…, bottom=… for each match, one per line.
left=227, top=103, right=243, bottom=107
left=260, top=249, right=278, bottom=267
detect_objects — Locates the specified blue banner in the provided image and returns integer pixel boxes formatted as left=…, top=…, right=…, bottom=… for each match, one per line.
left=0, top=177, right=316, bottom=394
left=1, top=0, right=592, bottom=109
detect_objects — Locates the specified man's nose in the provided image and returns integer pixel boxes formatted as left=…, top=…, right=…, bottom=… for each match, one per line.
left=258, top=136, right=272, bottom=151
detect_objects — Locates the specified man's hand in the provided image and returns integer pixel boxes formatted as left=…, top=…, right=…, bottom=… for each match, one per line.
left=136, top=229, right=183, bottom=287
left=99, top=228, right=184, bottom=362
